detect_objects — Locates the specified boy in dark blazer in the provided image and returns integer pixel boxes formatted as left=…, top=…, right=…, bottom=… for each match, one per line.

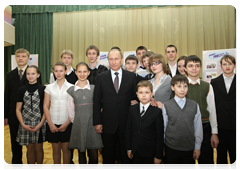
left=4, top=48, right=42, bottom=164
left=126, top=80, right=164, bottom=164
left=211, top=55, right=236, bottom=164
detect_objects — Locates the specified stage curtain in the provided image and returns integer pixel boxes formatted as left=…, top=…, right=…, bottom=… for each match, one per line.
left=52, top=5, right=235, bottom=77
left=5, top=13, right=53, bottom=85
left=12, top=5, right=180, bottom=14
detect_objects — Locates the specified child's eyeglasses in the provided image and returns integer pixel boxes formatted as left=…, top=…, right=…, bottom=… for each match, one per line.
left=149, top=62, right=161, bottom=67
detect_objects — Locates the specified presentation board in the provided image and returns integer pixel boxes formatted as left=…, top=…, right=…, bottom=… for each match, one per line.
left=202, top=48, right=236, bottom=82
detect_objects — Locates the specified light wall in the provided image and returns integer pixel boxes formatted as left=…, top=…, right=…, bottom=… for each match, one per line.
left=52, top=5, right=236, bottom=76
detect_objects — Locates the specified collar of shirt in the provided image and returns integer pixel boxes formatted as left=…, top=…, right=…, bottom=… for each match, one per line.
left=88, top=62, right=100, bottom=70
left=18, top=65, right=28, bottom=73
left=223, top=73, right=235, bottom=81
left=187, top=77, right=200, bottom=85
left=111, top=68, right=122, bottom=78
left=140, top=102, right=151, bottom=112
left=67, top=67, right=74, bottom=75
left=168, top=63, right=177, bottom=70
left=74, top=80, right=91, bottom=91
left=53, top=79, right=69, bottom=88
left=174, top=96, right=186, bottom=109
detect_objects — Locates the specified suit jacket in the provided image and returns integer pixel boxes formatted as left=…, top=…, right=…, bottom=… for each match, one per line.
left=210, top=74, right=236, bottom=130
left=126, top=104, right=164, bottom=159
left=167, top=63, right=180, bottom=78
left=93, top=69, right=137, bottom=134
left=4, top=67, right=42, bottom=125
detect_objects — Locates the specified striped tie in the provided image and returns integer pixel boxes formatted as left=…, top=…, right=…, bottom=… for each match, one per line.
left=19, top=69, right=23, bottom=80
left=140, top=106, right=145, bottom=117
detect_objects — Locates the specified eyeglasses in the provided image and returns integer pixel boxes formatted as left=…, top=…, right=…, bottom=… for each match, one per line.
left=149, top=61, right=161, bottom=67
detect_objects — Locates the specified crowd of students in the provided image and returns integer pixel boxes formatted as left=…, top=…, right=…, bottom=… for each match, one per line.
left=4, top=44, right=236, bottom=164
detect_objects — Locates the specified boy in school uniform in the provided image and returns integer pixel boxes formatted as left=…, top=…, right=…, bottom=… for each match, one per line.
left=53, top=49, right=78, bottom=85
left=210, top=55, right=236, bottom=164
left=141, top=51, right=155, bottom=80
left=165, top=44, right=180, bottom=77
left=184, top=55, right=219, bottom=164
left=162, top=74, right=203, bottom=164
left=4, top=48, right=42, bottom=164
left=86, top=45, right=108, bottom=85
left=136, top=46, right=149, bottom=77
left=126, top=80, right=164, bottom=164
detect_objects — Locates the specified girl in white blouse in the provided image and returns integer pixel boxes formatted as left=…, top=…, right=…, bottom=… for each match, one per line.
left=43, top=62, right=73, bottom=164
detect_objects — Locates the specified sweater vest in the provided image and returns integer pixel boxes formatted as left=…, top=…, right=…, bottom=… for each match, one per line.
left=187, top=80, right=210, bottom=123
left=164, top=98, right=197, bottom=151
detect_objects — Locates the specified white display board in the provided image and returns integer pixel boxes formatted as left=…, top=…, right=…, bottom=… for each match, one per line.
left=97, top=52, right=109, bottom=68
left=202, top=48, right=236, bottom=82
left=11, top=54, right=39, bottom=70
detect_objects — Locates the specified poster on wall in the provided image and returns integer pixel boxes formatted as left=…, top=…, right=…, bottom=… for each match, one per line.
left=98, top=52, right=109, bottom=68
left=11, top=54, right=39, bottom=70
left=202, top=48, right=236, bottom=82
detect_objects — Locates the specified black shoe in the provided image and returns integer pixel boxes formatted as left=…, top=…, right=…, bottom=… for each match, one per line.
left=51, top=164, right=56, bottom=169
left=69, top=160, right=77, bottom=169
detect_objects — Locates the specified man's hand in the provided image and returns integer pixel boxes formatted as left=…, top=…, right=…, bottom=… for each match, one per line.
left=95, top=124, right=103, bottom=133
left=131, top=100, right=138, bottom=105
left=127, top=151, right=133, bottom=159
left=150, top=98, right=158, bottom=107
left=4, top=119, right=8, bottom=126
left=211, top=134, right=219, bottom=148
left=154, top=157, right=162, bottom=164
left=193, top=149, right=200, bottom=160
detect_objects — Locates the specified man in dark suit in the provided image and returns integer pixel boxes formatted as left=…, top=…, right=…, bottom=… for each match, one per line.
left=165, top=44, right=180, bottom=77
left=210, top=55, right=236, bottom=164
left=93, top=49, right=137, bottom=164
left=126, top=80, right=164, bottom=164
left=4, top=48, right=42, bottom=164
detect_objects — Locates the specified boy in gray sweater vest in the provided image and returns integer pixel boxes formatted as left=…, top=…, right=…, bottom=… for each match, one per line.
left=162, top=74, right=203, bottom=164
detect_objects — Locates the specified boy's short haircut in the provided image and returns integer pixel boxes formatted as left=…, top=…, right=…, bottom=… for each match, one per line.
left=148, top=53, right=170, bottom=74
left=177, top=55, right=187, bottom=63
left=185, top=55, right=202, bottom=67
left=125, top=55, right=139, bottom=64
left=86, top=45, right=100, bottom=56
left=137, top=80, right=153, bottom=92
left=220, top=54, right=236, bottom=65
left=142, top=51, right=154, bottom=61
left=61, top=49, right=73, bottom=59
left=111, top=46, right=121, bottom=51
left=15, top=48, right=30, bottom=58
left=170, top=74, right=189, bottom=98
left=136, top=46, right=147, bottom=53
left=54, top=61, right=67, bottom=70
left=165, top=44, right=177, bottom=53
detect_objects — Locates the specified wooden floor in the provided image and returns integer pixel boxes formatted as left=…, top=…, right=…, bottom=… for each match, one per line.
left=4, top=125, right=226, bottom=164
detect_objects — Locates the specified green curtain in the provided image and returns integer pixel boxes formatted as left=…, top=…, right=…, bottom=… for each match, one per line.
left=12, top=5, right=181, bottom=14
left=5, top=13, right=53, bottom=85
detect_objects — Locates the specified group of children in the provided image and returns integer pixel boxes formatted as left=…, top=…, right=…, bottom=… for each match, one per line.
left=4, top=44, right=236, bottom=164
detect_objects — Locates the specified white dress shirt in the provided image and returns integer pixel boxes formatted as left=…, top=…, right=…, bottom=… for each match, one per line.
left=88, top=62, right=100, bottom=70
left=187, top=77, right=218, bottom=134
left=169, top=63, right=177, bottom=77
left=67, top=66, right=74, bottom=75
left=67, top=80, right=91, bottom=123
left=139, top=102, right=151, bottom=117
left=110, top=68, right=122, bottom=89
left=45, top=79, right=73, bottom=125
left=223, top=73, right=235, bottom=93
left=162, top=96, right=203, bottom=150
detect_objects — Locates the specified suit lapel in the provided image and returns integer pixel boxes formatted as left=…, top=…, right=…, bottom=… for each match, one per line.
left=218, top=74, right=228, bottom=94
left=141, top=105, right=153, bottom=119
left=228, top=74, right=236, bottom=94
left=105, top=70, right=117, bottom=94
left=118, top=69, right=129, bottom=94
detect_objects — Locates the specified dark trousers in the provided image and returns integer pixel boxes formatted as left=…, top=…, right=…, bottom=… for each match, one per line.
left=217, top=128, right=236, bottom=164
left=101, top=130, right=130, bottom=164
left=133, top=151, right=153, bottom=164
left=9, top=123, right=23, bottom=164
left=165, top=145, right=195, bottom=164
left=198, top=122, right=214, bottom=164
